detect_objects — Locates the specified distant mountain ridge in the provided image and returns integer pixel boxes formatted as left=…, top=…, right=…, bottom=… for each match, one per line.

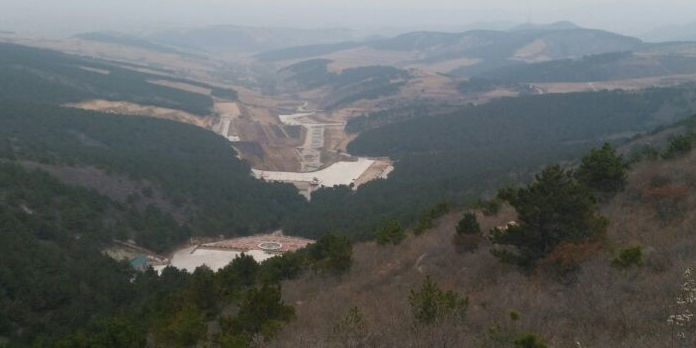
left=278, top=59, right=410, bottom=109
left=510, top=20, right=581, bottom=31
left=73, top=31, right=186, bottom=54
left=467, top=35, right=696, bottom=83
left=72, top=23, right=650, bottom=79
left=73, top=25, right=357, bottom=54
left=478, top=50, right=696, bottom=83
left=143, top=25, right=356, bottom=53
left=258, top=24, right=646, bottom=76
left=373, top=27, right=642, bottom=57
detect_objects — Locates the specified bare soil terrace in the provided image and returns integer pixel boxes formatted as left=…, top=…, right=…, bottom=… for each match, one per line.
left=67, top=99, right=217, bottom=128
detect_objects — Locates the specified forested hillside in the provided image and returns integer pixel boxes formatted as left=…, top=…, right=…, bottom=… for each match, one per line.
left=0, top=43, right=237, bottom=115
left=349, top=88, right=694, bottom=157
left=480, top=51, right=696, bottom=83
left=0, top=161, right=351, bottom=347
left=3, top=42, right=696, bottom=246
left=6, top=109, right=696, bottom=347
left=73, top=32, right=185, bottom=55
left=280, top=87, right=696, bottom=239
left=0, top=100, right=305, bottom=245
left=0, top=162, right=180, bottom=344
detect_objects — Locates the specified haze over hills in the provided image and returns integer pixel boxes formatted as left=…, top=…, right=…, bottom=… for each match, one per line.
left=258, top=22, right=646, bottom=71
left=641, top=22, right=696, bottom=42
left=6, top=0, right=696, bottom=37
left=254, top=21, right=696, bottom=89
left=76, top=26, right=359, bottom=54
left=0, top=42, right=228, bottom=115
left=509, top=20, right=581, bottom=31
left=72, top=32, right=189, bottom=55
left=8, top=6, right=696, bottom=348
left=251, top=22, right=696, bottom=113
left=478, top=50, right=696, bottom=83
left=65, top=21, right=696, bottom=89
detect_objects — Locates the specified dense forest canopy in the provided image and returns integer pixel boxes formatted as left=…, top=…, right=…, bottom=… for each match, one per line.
left=349, top=88, right=694, bottom=157
left=0, top=161, right=172, bottom=344
left=0, top=161, right=350, bottom=347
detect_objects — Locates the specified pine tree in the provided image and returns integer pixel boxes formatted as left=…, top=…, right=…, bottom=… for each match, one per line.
left=575, top=143, right=628, bottom=195
left=229, top=253, right=260, bottom=287
left=663, top=133, right=695, bottom=159
left=375, top=219, right=405, bottom=246
left=156, top=303, right=207, bottom=348
left=491, top=165, right=608, bottom=268
left=456, top=212, right=481, bottom=235
left=308, top=233, right=353, bottom=275
left=331, top=306, right=368, bottom=345
left=514, top=333, right=548, bottom=348
left=409, top=276, right=468, bottom=326
left=223, top=284, right=295, bottom=340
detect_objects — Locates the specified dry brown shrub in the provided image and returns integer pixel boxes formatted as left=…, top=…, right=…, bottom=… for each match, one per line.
left=642, top=184, right=689, bottom=222
left=642, top=185, right=688, bottom=201
left=536, top=242, right=603, bottom=278
left=453, top=234, right=483, bottom=253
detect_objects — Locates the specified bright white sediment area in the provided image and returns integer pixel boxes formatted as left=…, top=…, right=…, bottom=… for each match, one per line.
left=153, top=246, right=274, bottom=273
left=279, top=112, right=317, bottom=125
left=253, top=157, right=375, bottom=188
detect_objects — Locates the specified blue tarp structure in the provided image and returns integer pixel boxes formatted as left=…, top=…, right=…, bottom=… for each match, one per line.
left=129, top=255, right=148, bottom=270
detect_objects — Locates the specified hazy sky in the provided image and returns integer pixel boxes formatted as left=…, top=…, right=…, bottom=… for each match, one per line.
left=1, top=0, right=695, bottom=37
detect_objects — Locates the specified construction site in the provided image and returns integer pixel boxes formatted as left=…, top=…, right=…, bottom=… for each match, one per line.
left=152, top=232, right=314, bottom=273
left=210, top=99, right=394, bottom=199
left=64, top=56, right=395, bottom=200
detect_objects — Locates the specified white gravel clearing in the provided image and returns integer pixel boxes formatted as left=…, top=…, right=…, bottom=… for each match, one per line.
left=253, top=157, right=375, bottom=187
left=153, top=246, right=274, bottom=273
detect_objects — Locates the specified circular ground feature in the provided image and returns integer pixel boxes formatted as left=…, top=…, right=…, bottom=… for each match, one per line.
left=258, top=241, right=282, bottom=251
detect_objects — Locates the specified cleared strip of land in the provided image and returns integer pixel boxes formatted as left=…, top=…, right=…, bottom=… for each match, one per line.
left=148, top=79, right=211, bottom=95
left=66, top=99, right=216, bottom=128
